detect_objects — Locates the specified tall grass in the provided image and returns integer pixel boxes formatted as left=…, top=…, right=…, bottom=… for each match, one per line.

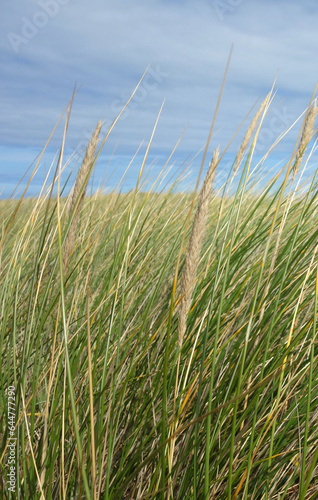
left=1, top=87, right=318, bottom=500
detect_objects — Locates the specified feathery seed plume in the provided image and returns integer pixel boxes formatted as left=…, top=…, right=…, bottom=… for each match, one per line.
left=63, top=120, right=103, bottom=273
left=178, top=148, right=220, bottom=347
left=234, top=93, right=270, bottom=173
left=293, top=101, right=318, bottom=178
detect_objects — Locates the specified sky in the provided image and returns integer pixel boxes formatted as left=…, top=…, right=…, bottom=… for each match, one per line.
left=1, top=0, right=318, bottom=197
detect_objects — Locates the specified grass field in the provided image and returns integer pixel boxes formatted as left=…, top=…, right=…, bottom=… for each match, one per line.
left=1, top=86, right=318, bottom=499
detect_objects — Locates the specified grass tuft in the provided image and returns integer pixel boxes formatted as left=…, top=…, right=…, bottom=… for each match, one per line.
left=1, top=85, right=318, bottom=500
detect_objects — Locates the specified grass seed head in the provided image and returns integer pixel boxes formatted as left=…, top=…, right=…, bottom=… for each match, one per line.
left=178, top=147, right=219, bottom=347
left=234, top=93, right=270, bottom=173
left=63, top=120, right=103, bottom=272
left=293, top=100, right=318, bottom=178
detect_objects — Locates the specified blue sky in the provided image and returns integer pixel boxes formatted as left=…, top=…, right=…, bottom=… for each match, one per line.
left=1, top=0, right=318, bottom=197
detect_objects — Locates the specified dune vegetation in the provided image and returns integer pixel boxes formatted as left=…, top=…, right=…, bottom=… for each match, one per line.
left=1, top=76, right=318, bottom=499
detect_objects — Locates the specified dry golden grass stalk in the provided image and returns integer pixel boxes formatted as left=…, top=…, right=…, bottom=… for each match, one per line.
left=233, top=93, right=270, bottom=173
left=63, top=120, right=103, bottom=273
left=293, top=100, right=318, bottom=178
left=178, top=148, right=219, bottom=347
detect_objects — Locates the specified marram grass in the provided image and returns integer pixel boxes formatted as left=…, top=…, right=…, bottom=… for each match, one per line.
left=1, top=90, right=318, bottom=500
